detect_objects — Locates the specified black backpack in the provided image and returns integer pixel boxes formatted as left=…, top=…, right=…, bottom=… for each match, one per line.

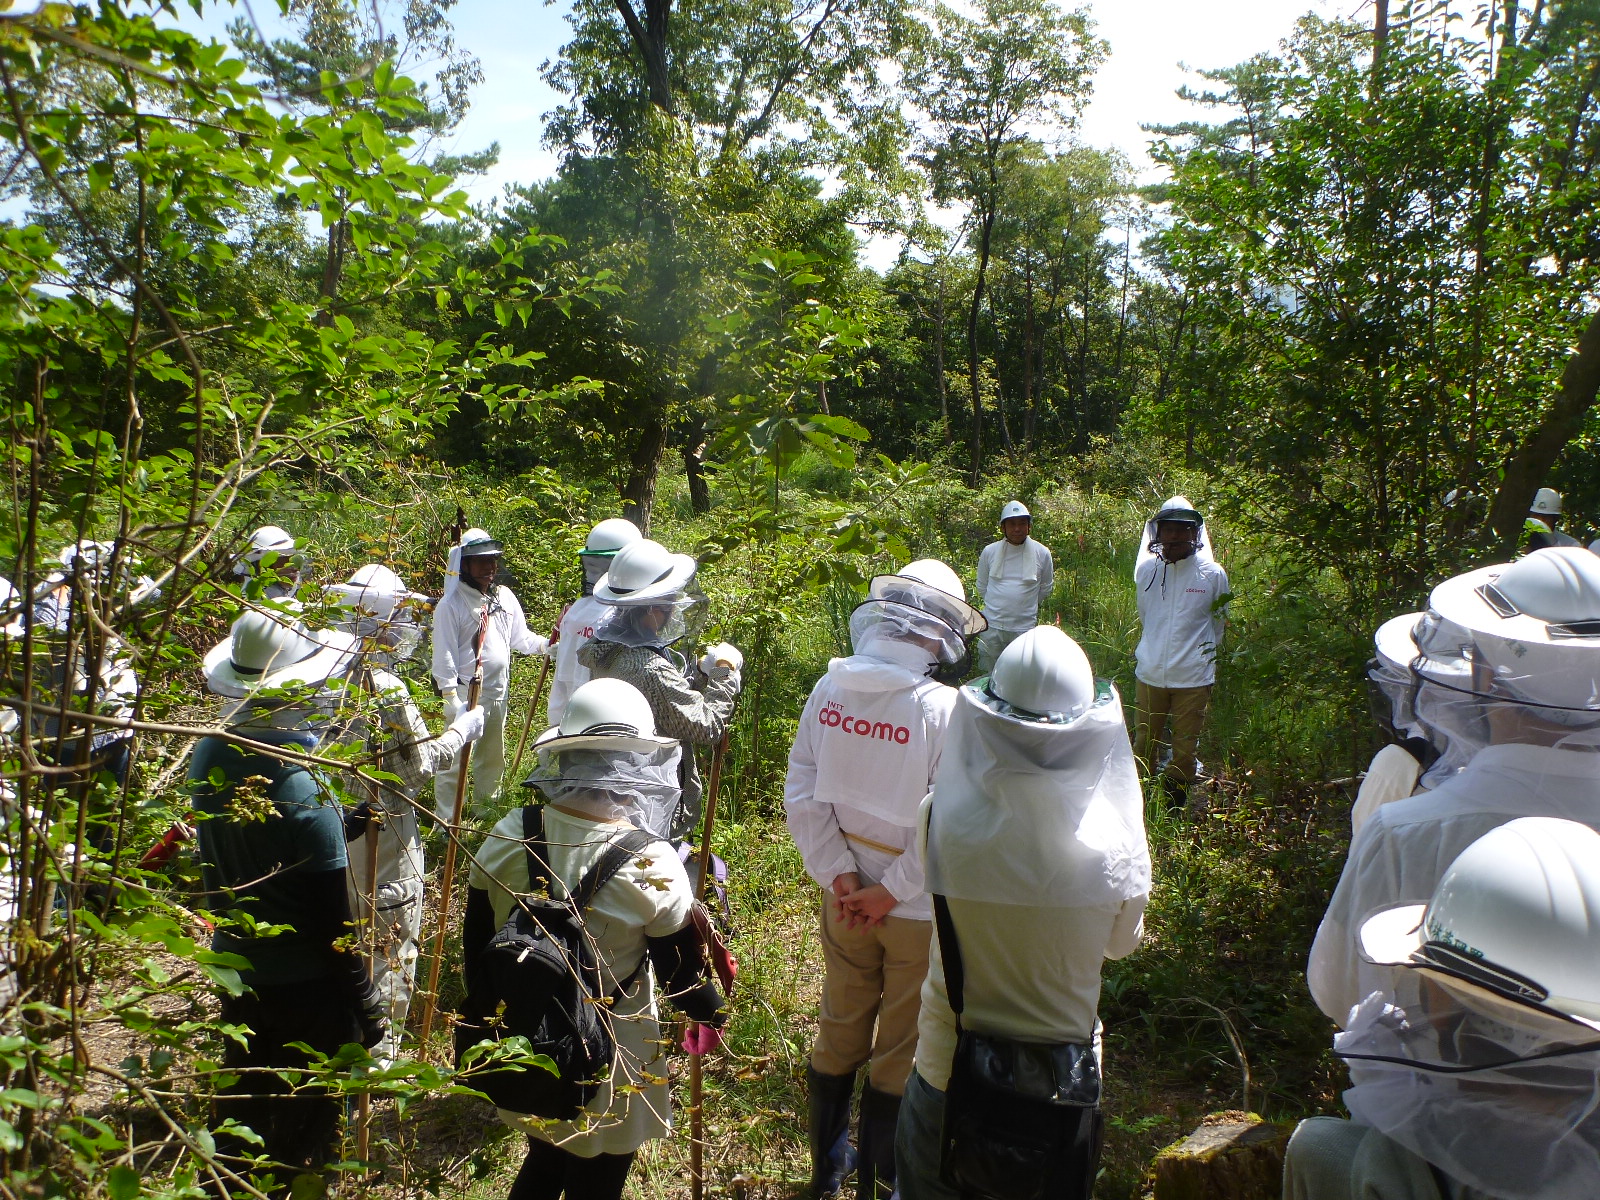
left=454, top=806, right=658, bottom=1119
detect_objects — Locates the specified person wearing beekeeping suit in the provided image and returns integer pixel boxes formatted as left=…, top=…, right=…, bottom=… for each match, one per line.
left=1288, top=817, right=1600, bottom=1200
left=234, top=524, right=302, bottom=600
left=193, top=607, right=383, bottom=1186
left=431, top=529, right=551, bottom=821
left=327, top=564, right=486, bottom=1060
left=896, top=625, right=1150, bottom=1200
left=1349, top=609, right=1480, bottom=835
left=785, top=558, right=985, bottom=1200
left=1525, top=487, right=1583, bottom=551
left=548, top=518, right=642, bottom=727
left=581, top=539, right=742, bottom=842
left=974, top=501, right=1054, bottom=675
left=1307, top=546, right=1600, bottom=1032
left=466, top=677, right=728, bottom=1200
left=1131, top=496, right=1230, bottom=809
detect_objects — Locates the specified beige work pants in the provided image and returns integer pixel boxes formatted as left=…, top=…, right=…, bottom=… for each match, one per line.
left=1133, top=681, right=1212, bottom=785
left=811, top=894, right=931, bottom=1096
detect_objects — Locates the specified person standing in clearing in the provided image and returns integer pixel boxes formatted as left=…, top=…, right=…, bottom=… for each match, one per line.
left=547, top=519, right=642, bottom=728
left=431, top=529, right=551, bottom=821
left=785, top=559, right=984, bottom=1200
left=1131, top=496, right=1229, bottom=809
left=974, top=501, right=1054, bottom=675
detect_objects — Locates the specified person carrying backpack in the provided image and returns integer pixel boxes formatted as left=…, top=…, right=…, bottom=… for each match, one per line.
left=462, top=677, right=729, bottom=1200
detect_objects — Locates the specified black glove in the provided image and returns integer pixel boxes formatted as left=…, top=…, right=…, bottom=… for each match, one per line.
left=356, top=993, right=388, bottom=1050
left=343, top=801, right=377, bottom=843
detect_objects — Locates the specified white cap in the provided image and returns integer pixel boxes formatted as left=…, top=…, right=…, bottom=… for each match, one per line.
left=326, top=564, right=427, bottom=621
left=1531, top=488, right=1563, bottom=517
left=594, top=538, right=697, bottom=604
left=987, top=626, right=1094, bottom=722
left=583, top=518, right=643, bottom=556
left=869, top=559, right=987, bottom=638
left=1000, top=500, right=1031, bottom=523
left=203, top=607, right=359, bottom=698
left=244, top=526, right=295, bottom=562
left=532, top=677, right=678, bottom=754
left=1359, top=817, right=1600, bottom=1034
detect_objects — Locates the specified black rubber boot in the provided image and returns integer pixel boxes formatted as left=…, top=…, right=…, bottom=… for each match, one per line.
left=807, top=1066, right=858, bottom=1200
left=855, top=1084, right=901, bottom=1200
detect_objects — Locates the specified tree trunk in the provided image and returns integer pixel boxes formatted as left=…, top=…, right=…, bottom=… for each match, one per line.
left=621, top=412, right=671, bottom=533
left=1023, top=257, right=1037, bottom=449
left=1488, top=308, right=1600, bottom=553
left=316, top=212, right=348, bottom=329
left=682, top=418, right=710, bottom=514
left=967, top=207, right=995, bottom=487
left=936, top=274, right=951, bottom=446
left=614, top=0, right=675, bottom=113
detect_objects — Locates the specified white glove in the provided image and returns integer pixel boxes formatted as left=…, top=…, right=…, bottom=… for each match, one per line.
left=699, top=642, right=743, bottom=676
left=448, top=704, right=486, bottom=746
left=441, top=689, right=462, bottom=723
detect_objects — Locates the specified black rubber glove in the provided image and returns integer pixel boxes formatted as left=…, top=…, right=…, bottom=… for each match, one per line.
left=344, top=801, right=377, bottom=842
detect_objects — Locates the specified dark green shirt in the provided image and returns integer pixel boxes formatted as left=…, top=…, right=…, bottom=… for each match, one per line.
left=189, top=735, right=350, bottom=987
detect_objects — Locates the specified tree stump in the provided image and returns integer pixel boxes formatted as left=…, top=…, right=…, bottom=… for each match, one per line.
left=1149, top=1110, right=1292, bottom=1200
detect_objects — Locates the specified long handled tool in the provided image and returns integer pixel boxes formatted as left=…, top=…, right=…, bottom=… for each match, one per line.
left=415, top=605, right=489, bottom=1056
left=689, top=728, right=732, bottom=1200
left=508, top=645, right=555, bottom=782
left=356, top=804, right=382, bottom=1161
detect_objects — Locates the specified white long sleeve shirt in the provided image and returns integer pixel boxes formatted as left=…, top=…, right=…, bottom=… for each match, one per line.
left=1133, top=554, right=1229, bottom=688
left=1307, top=743, right=1600, bottom=1029
left=430, top=584, right=548, bottom=704
left=976, top=537, right=1055, bottom=632
left=784, top=656, right=956, bottom=921
left=547, top=595, right=605, bottom=727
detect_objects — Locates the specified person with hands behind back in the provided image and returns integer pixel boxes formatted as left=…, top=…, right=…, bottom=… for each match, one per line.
left=466, top=677, right=727, bottom=1200
left=785, top=559, right=984, bottom=1200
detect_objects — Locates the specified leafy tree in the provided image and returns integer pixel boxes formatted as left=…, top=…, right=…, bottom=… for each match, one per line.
left=905, top=0, right=1104, bottom=484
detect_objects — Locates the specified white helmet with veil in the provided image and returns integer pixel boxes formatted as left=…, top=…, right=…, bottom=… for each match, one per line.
left=522, top=678, right=683, bottom=838
left=852, top=558, right=986, bottom=681
left=591, top=539, right=708, bottom=649
left=327, top=564, right=430, bottom=667
left=925, top=626, right=1150, bottom=908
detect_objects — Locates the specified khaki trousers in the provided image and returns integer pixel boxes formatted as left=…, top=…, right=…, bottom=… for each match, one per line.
left=1133, top=681, right=1212, bottom=785
left=811, top=894, right=931, bottom=1096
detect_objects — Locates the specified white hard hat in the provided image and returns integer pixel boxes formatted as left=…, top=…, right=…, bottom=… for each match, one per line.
left=532, top=677, right=678, bottom=755
left=326, top=564, right=427, bottom=621
left=457, top=528, right=504, bottom=559
left=1152, top=496, right=1203, bottom=526
left=986, top=626, right=1095, bottom=722
left=1000, top=500, right=1031, bottom=523
left=1531, top=488, right=1564, bottom=517
left=582, top=518, right=643, bottom=557
left=203, top=606, right=359, bottom=698
left=244, top=525, right=296, bottom=562
left=593, top=538, right=697, bottom=604
left=869, top=559, right=987, bottom=638
left=1359, top=816, right=1600, bottom=1034
left=1427, top=548, right=1600, bottom=709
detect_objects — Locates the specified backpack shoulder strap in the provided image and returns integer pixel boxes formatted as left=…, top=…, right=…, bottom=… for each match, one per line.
left=522, top=805, right=553, bottom=896
left=571, top=828, right=660, bottom=914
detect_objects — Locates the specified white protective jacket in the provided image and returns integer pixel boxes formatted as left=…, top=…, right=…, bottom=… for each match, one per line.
left=430, top=583, right=547, bottom=705
left=1133, top=553, right=1229, bottom=689
left=784, top=656, right=957, bottom=921
left=976, top=537, right=1054, bottom=633
left=1307, top=743, right=1600, bottom=1029
left=547, top=595, right=605, bottom=727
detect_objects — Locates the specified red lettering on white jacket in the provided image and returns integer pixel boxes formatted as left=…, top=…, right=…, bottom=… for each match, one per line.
left=818, top=701, right=911, bottom=745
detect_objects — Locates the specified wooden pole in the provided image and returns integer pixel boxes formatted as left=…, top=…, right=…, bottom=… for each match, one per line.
left=689, top=730, right=731, bottom=1200
left=508, top=653, right=553, bottom=782
left=415, top=606, right=489, bottom=1056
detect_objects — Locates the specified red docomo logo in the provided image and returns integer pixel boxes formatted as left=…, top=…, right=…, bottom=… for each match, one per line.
left=819, top=702, right=911, bottom=744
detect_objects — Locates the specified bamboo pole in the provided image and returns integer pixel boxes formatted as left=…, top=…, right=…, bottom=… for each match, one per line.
left=689, top=729, right=731, bottom=1200
left=415, top=606, right=489, bottom=1056
left=508, top=653, right=553, bottom=782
